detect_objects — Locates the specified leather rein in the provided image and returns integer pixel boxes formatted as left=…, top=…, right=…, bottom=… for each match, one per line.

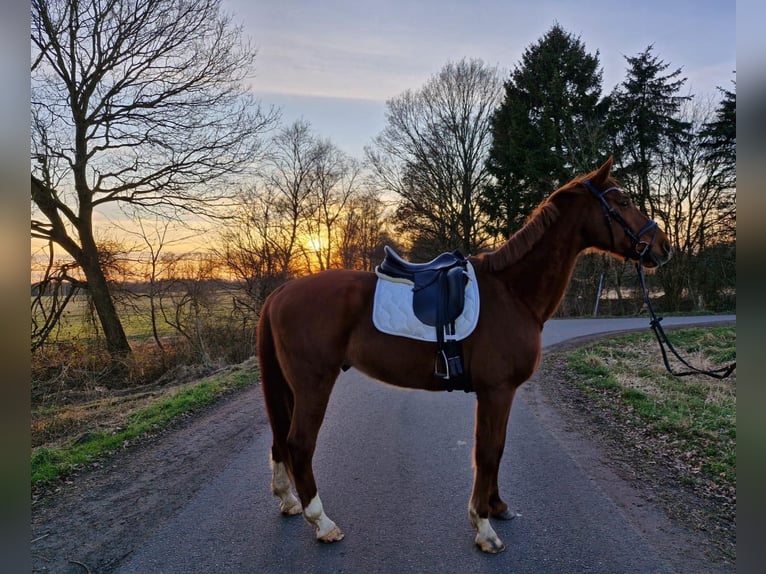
left=584, top=179, right=736, bottom=380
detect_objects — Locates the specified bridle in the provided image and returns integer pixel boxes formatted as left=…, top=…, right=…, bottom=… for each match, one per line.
left=583, top=179, right=660, bottom=264
left=583, top=179, right=736, bottom=380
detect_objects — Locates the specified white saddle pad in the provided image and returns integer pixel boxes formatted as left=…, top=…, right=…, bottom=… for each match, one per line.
left=372, top=261, right=480, bottom=342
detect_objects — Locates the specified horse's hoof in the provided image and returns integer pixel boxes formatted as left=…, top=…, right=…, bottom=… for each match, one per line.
left=476, top=535, right=506, bottom=554
left=280, top=500, right=303, bottom=516
left=492, top=508, right=520, bottom=521
left=317, top=524, right=345, bottom=543
left=472, top=515, right=506, bottom=554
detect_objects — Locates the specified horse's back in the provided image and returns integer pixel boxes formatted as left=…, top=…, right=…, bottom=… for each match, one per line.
left=265, top=268, right=376, bottom=313
left=262, top=269, right=377, bottom=351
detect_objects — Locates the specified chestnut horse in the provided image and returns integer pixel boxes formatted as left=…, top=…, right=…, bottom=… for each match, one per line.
left=256, top=158, right=672, bottom=553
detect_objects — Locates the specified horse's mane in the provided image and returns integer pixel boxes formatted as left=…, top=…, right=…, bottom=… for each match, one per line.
left=476, top=201, right=560, bottom=272
left=476, top=173, right=602, bottom=273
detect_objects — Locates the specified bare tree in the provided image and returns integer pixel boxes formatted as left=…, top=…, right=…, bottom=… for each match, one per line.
left=304, top=142, right=362, bottom=271
left=337, top=189, right=391, bottom=271
left=114, top=217, right=199, bottom=355
left=216, top=185, right=289, bottom=313
left=261, top=121, right=324, bottom=275
left=31, top=0, right=277, bottom=358
left=653, top=95, right=736, bottom=310
left=367, top=58, right=503, bottom=256
left=158, top=253, right=222, bottom=367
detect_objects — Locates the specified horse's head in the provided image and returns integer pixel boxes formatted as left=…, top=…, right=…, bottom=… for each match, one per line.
left=578, top=157, right=672, bottom=268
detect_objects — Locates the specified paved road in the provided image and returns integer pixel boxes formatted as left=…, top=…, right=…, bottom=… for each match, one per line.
left=115, top=315, right=735, bottom=574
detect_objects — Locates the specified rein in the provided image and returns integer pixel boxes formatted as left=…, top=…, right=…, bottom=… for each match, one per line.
left=635, top=260, right=736, bottom=380
left=583, top=179, right=736, bottom=380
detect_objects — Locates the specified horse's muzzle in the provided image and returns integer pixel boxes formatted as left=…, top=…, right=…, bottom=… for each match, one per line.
left=645, top=240, right=673, bottom=268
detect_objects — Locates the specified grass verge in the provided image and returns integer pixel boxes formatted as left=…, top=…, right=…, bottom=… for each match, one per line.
left=567, top=326, right=736, bottom=497
left=31, top=361, right=259, bottom=489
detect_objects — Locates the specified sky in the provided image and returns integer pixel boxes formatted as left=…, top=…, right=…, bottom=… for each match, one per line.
left=221, top=0, right=737, bottom=158
left=29, top=0, right=739, bottom=273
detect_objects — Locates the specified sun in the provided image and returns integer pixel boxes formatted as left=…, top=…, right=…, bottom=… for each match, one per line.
left=306, top=235, right=325, bottom=253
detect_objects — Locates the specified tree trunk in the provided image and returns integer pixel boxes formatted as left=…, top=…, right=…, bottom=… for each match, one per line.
left=78, top=244, right=132, bottom=359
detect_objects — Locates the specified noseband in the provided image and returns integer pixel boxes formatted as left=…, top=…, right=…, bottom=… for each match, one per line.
left=583, top=179, right=659, bottom=264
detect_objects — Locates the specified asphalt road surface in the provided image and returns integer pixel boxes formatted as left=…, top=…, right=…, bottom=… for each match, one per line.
left=114, top=315, right=735, bottom=574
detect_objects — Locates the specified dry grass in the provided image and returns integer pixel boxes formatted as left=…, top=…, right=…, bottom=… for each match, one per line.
left=33, top=388, right=183, bottom=449
left=568, top=326, right=736, bottom=492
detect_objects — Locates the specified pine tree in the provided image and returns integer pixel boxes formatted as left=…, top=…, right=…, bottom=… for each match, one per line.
left=700, top=81, right=736, bottom=194
left=607, top=45, right=691, bottom=215
left=484, top=23, right=605, bottom=238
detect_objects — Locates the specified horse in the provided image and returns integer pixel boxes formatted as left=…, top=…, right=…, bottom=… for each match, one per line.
left=256, top=157, right=672, bottom=553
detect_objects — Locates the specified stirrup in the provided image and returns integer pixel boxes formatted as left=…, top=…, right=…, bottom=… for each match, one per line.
left=434, top=349, right=464, bottom=381
left=434, top=349, right=452, bottom=380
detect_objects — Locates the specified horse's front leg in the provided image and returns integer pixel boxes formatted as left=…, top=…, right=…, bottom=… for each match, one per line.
left=469, top=386, right=516, bottom=553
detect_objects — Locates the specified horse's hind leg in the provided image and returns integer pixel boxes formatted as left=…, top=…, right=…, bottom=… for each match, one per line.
left=288, top=374, right=344, bottom=543
left=270, top=453, right=302, bottom=516
left=266, top=382, right=303, bottom=516
left=258, top=304, right=302, bottom=516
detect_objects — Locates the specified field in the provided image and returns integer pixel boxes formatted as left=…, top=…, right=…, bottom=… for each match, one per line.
left=32, top=287, right=245, bottom=342
left=32, top=286, right=257, bottom=393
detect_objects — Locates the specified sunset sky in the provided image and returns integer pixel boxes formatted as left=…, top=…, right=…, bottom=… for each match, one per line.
left=222, top=0, right=736, bottom=157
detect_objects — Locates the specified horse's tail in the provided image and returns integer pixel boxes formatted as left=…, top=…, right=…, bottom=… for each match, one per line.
left=257, top=294, right=294, bottom=465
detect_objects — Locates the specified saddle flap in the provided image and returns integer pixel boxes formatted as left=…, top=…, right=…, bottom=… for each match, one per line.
left=446, top=266, right=467, bottom=320
left=412, top=265, right=468, bottom=327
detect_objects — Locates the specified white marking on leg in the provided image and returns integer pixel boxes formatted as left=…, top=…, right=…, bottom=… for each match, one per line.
left=304, top=494, right=344, bottom=542
left=469, top=506, right=505, bottom=554
left=270, top=457, right=302, bottom=515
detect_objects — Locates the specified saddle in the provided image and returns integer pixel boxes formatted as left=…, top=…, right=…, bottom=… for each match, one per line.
left=376, top=246, right=471, bottom=390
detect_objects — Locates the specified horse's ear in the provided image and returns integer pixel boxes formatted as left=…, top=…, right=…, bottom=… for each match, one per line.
left=591, top=156, right=614, bottom=187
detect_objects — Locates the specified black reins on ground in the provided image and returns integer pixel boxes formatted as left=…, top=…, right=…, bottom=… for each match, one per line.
left=583, top=179, right=736, bottom=380
left=635, top=261, right=736, bottom=380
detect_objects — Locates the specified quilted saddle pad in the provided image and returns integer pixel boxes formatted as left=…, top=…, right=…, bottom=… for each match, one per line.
left=372, top=261, right=480, bottom=342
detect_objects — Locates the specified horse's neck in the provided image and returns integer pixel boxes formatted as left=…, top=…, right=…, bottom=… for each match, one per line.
left=504, top=217, right=585, bottom=324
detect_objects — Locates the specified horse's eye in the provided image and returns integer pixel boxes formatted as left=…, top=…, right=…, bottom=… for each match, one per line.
left=618, top=199, right=630, bottom=208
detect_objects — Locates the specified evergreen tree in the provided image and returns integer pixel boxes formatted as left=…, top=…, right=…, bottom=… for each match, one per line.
left=700, top=81, right=736, bottom=194
left=607, top=45, right=691, bottom=215
left=484, top=23, right=605, bottom=238
left=696, top=81, right=736, bottom=306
